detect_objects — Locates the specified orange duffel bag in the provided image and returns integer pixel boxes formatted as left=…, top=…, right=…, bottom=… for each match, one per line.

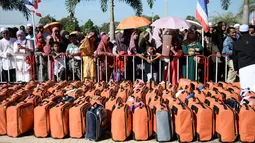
left=0, top=99, right=16, bottom=135
left=34, top=100, right=56, bottom=137
left=50, top=101, right=73, bottom=139
left=172, top=101, right=195, bottom=142
left=69, top=101, right=91, bottom=138
left=6, top=101, right=34, bottom=137
left=238, top=103, right=255, bottom=142
left=189, top=99, right=214, bottom=141
left=132, top=103, right=153, bottom=141
left=213, top=102, right=238, bottom=142
left=111, top=102, right=132, bottom=142
left=116, top=87, right=128, bottom=102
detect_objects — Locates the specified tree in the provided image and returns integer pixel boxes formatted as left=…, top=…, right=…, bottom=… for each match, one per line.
left=209, top=12, right=239, bottom=26
left=60, top=16, right=80, bottom=33
left=39, top=15, right=57, bottom=25
left=0, top=0, right=30, bottom=20
left=100, top=22, right=120, bottom=34
left=237, top=0, right=255, bottom=18
left=65, top=0, right=155, bottom=41
left=221, top=0, right=249, bottom=24
left=80, top=19, right=95, bottom=34
left=186, top=15, right=199, bottom=22
left=142, top=14, right=160, bottom=22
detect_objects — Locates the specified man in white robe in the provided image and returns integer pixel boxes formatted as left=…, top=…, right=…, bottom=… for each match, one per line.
left=0, top=27, right=16, bottom=82
left=233, top=25, right=255, bottom=92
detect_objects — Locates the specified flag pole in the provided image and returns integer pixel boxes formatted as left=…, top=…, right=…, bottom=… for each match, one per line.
left=31, top=12, right=36, bottom=49
left=202, top=28, right=205, bottom=47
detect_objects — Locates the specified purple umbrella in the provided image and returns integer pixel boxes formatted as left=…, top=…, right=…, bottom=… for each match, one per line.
left=151, top=17, right=191, bottom=29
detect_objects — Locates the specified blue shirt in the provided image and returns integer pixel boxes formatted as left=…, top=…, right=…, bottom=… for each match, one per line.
left=222, top=36, right=234, bottom=56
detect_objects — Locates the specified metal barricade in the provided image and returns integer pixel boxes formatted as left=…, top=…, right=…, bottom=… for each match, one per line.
left=207, top=54, right=229, bottom=83
left=183, top=55, right=207, bottom=84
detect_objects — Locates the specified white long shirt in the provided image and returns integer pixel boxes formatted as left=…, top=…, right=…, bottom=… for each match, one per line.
left=0, top=38, right=16, bottom=70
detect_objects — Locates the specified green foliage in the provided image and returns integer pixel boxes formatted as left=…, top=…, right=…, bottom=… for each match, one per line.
left=237, top=0, right=255, bottom=17
left=80, top=19, right=95, bottom=35
left=186, top=15, right=199, bottom=22
left=39, top=15, right=57, bottom=25
left=100, top=22, right=120, bottom=33
left=220, top=0, right=232, bottom=10
left=60, top=16, right=80, bottom=33
left=209, top=12, right=239, bottom=26
left=139, top=15, right=160, bottom=31
left=0, top=0, right=30, bottom=20
left=142, top=14, right=160, bottom=22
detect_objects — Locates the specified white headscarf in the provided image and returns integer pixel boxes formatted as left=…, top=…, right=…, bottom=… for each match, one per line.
left=152, top=28, right=163, bottom=49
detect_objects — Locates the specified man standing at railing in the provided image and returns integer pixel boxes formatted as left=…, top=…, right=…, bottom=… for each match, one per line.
left=222, top=27, right=237, bottom=83
left=0, top=27, right=16, bottom=82
left=233, top=24, right=255, bottom=92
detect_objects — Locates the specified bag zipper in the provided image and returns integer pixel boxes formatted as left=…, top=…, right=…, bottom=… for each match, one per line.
left=61, top=103, right=71, bottom=137
left=226, top=105, right=237, bottom=138
left=145, top=106, right=150, bottom=139
left=124, top=105, right=128, bottom=138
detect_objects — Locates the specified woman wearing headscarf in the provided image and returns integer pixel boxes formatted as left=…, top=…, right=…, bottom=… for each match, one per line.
left=35, top=33, right=47, bottom=81
left=96, top=34, right=114, bottom=81
left=115, top=30, right=131, bottom=81
left=77, top=32, right=97, bottom=81
left=60, top=30, right=70, bottom=52
left=152, top=28, right=163, bottom=52
left=43, top=35, right=54, bottom=80
left=52, top=27, right=62, bottom=43
left=164, top=29, right=183, bottom=86
left=182, top=30, right=203, bottom=81
left=13, top=30, right=33, bottom=82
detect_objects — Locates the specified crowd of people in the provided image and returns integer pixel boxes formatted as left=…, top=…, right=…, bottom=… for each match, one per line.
left=0, top=21, right=255, bottom=87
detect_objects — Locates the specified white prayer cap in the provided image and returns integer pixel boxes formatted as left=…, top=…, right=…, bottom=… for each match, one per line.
left=234, top=24, right=241, bottom=28
left=26, top=24, right=33, bottom=28
left=240, top=24, right=249, bottom=32
left=0, top=27, right=8, bottom=32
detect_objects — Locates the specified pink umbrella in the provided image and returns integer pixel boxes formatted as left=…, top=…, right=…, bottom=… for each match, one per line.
left=151, top=17, right=191, bottom=29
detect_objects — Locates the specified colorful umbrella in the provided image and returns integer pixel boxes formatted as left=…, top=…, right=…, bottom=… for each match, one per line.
left=117, top=16, right=151, bottom=30
left=44, top=22, right=62, bottom=34
left=151, top=17, right=191, bottom=29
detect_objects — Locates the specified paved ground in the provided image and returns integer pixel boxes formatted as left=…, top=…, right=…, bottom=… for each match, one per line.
left=0, top=132, right=241, bottom=143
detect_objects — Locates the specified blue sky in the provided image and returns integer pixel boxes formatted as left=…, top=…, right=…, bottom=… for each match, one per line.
left=0, top=0, right=242, bottom=26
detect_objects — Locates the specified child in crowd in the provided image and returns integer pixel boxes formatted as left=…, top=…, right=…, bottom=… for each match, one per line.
left=66, top=33, right=81, bottom=80
left=137, top=44, right=161, bottom=82
left=52, top=42, right=65, bottom=81
left=35, top=34, right=47, bottom=81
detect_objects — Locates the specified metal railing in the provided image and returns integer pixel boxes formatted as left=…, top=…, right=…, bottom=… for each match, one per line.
left=0, top=54, right=229, bottom=84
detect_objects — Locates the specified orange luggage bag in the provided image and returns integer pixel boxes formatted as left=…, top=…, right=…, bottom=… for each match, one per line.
left=0, top=99, right=16, bottom=135
left=6, top=102, right=34, bottom=137
left=213, top=102, right=238, bottom=142
left=132, top=103, right=153, bottom=141
left=172, top=101, right=195, bottom=142
left=238, top=104, right=255, bottom=142
left=34, top=100, right=56, bottom=137
left=50, top=101, right=73, bottom=139
left=189, top=99, right=214, bottom=141
left=111, top=103, right=132, bottom=141
left=69, top=101, right=91, bottom=138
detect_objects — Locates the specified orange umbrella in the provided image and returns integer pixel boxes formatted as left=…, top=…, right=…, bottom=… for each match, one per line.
left=44, top=22, right=62, bottom=34
left=117, top=16, right=151, bottom=30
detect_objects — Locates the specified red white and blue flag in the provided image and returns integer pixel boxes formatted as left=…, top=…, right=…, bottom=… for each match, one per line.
left=196, top=0, right=209, bottom=32
left=24, top=0, right=42, bottom=17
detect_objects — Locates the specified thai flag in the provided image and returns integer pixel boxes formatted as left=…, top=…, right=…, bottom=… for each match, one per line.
left=196, top=0, right=209, bottom=32
left=24, top=0, right=42, bottom=17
